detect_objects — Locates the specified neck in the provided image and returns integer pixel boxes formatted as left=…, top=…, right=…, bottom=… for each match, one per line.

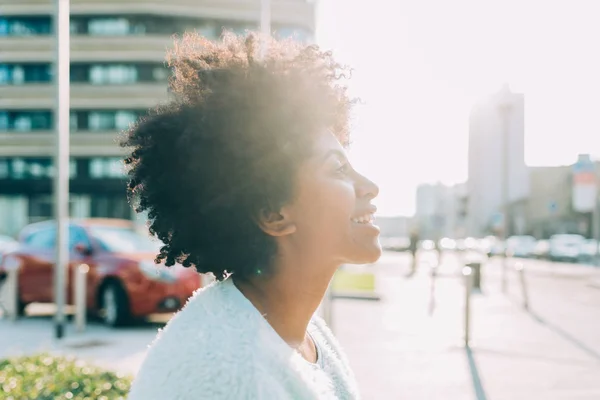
left=233, top=256, right=335, bottom=348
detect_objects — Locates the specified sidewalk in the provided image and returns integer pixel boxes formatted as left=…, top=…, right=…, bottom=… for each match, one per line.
left=334, top=252, right=600, bottom=399
left=2, top=252, right=600, bottom=399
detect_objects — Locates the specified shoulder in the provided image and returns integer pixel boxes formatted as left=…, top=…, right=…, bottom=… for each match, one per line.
left=128, top=280, right=269, bottom=399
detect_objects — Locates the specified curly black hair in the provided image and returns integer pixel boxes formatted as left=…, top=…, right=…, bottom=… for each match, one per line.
left=121, top=32, right=353, bottom=281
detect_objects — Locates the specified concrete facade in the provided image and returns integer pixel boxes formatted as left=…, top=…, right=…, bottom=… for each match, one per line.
left=0, top=0, right=316, bottom=236
left=467, top=85, right=529, bottom=237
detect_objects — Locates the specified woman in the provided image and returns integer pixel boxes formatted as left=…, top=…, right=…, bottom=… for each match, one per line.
left=126, top=32, right=381, bottom=400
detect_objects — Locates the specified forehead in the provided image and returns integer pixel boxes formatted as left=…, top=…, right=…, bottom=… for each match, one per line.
left=312, top=131, right=347, bottom=156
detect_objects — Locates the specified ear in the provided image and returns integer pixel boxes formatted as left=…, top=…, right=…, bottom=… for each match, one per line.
left=257, top=206, right=297, bottom=237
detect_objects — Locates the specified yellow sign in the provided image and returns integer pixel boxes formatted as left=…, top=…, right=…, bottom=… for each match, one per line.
left=332, top=268, right=376, bottom=293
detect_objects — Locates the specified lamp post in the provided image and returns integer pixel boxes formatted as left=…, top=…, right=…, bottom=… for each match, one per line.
left=53, top=0, right=70, bottom=339
left=498, top=85, right=512, bottom=293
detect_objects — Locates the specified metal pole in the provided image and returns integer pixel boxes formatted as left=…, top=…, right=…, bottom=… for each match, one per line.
left=259, top=0, right=271, bottom=58
left=463, top=266, right=473, bottom=347
left=5, top=267, right=19, bottom=321
left=593, top=195, right=600, bottom=267
left=428, top=263, right=437, bottom=315
left=500, top=99, right=511, bottom=294
left=514, top=262, right=529, bottom=310
left=53, top=0, right=70, bottom=340
left=74, top=264, right=88, bottom=332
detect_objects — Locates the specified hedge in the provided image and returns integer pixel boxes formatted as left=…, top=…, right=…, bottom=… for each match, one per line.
left=0, top=353, right=132, bottom=400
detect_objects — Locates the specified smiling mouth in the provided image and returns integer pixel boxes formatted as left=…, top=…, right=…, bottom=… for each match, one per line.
left=351, top=213, right=375, bottom=224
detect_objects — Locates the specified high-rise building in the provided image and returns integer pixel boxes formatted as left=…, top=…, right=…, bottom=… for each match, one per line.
left=0, top=1, right=316, bottom=235
left=467, top=85, right=529, bottom=237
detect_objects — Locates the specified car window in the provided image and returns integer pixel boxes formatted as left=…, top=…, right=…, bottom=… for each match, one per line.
left=89, top=226, right=162, bottom=253
left=24, top=228, right=56, bottom=250
left=68, top=226, right=92, bottom=251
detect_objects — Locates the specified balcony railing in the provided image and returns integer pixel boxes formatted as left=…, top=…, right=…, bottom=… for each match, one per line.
left=0, top=83, right=169, bottom=109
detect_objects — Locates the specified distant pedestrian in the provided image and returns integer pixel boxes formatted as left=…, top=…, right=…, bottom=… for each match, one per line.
left=408, top=230, right=419, bottom=276
left=125, top=32, right=379, bottom=399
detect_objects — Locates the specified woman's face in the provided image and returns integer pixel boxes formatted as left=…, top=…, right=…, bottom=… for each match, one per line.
left=283, top=132, right=381, bottom=267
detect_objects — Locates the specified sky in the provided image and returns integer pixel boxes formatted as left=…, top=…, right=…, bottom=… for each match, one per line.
left=315, top=0, right=600, bottom=216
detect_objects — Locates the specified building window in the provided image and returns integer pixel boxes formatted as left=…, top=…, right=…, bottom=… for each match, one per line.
left=0, top=158, right=76, bottom=180
left=88, top=18, right=131, bottom=35
left=0, top=111, right=52, bottom=131
left=89, top=64, right=138, bottom=84
left=70, top=63, right=168, bottom=83
left=273, top=26, right=312, bottom=43
left=72, top=110, right=143, bottom=131
left=0, top=64, right=52, bottom=84
left=0, top=17, right=52, bottom=36
left=89, top=158, right=126, bottom=179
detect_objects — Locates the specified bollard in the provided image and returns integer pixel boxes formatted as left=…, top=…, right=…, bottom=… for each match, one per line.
left=515, top=262, right=529, bottom=310
left=501, top=255, right=508, bottom=293
left=428, top=263, right=437, bottom=315
left=466, top=262, right=482, bottom=292
left=5, top=268, right=19, bottom=321
left=3, top=255, right=21, bottom=321
left=463, top=266, right=473, bottom=347
left=74, top=264, right=89, bottom=332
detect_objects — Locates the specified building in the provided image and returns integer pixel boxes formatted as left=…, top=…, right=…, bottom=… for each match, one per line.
left=467, top=84, right=529, bottom=237
left=374, top=216, right=410, bottom=238
left=526, top=156, right=600, bottom=238
left=415, top=182, right=467, bottom=239
left=0, top=0, right=316, bottom=236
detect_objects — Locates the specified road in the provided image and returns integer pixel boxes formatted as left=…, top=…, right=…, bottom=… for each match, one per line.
left=1, top=251, right=600, bottom=399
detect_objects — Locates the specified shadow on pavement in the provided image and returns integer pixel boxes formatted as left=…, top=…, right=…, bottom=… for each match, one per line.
left=528, top=311, right=600, bottom=363
left=15, top=312, right=168, bottom=332
left=465, top=346, right=488, bottom=400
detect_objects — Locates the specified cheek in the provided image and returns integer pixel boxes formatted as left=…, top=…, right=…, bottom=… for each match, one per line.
left=295, top=179, right=356, bottom=233
left=310, top=181, right=356, bottom=232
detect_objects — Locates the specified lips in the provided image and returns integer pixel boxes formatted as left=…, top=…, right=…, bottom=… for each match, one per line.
left=350, top=206, right=377, bottom=225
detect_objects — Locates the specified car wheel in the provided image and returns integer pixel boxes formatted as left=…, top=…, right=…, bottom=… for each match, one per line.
left=100, top=282, right=130, bottom=327
left=17, top=300, right=27, bottom=317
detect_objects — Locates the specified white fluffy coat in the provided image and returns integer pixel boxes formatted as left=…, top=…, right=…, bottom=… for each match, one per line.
left=128, top=278, right=360, bottom=399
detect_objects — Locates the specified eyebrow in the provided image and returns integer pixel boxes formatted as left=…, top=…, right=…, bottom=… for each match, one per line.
left=321, top=149, right=348, bottom=163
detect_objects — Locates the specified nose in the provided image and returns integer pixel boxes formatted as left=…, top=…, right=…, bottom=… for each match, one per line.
left=355, top=172, right=379, bottom=200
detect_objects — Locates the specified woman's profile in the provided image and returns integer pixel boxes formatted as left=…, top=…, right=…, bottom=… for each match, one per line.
left=125, top=32, right=381, bottom=400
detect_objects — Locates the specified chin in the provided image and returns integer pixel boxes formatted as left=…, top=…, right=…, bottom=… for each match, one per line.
left=346, top=242, right=382, bottom=265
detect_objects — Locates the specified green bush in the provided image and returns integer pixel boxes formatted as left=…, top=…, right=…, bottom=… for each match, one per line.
left=0, top=353, right=132, bottom=400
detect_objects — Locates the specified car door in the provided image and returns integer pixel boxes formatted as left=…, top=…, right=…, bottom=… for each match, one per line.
left=19, top=227, right=56, bottom=304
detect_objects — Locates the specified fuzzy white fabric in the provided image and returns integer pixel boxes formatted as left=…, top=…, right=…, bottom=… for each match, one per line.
left=128, top=278, right=360, bottom=400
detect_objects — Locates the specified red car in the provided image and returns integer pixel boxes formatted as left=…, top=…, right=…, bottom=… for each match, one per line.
left=0, top=219, right=202, bottom=326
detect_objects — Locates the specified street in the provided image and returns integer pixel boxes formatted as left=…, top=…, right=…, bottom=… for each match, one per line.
left=2, top=251, right=600, bottom=399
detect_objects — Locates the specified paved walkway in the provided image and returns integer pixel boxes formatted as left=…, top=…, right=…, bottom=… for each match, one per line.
left=334, top=252, right=600, bottom=399
left=2, top=252, right=600, bottom=399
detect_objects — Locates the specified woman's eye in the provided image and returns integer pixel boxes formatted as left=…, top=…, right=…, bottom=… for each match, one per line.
left=336, top=162, right=351, bottom=175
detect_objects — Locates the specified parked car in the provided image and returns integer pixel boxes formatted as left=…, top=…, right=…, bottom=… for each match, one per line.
left=380, top=236, right=411, bottom=252
left=418, top=240, right=436, bottom=251
left=548, top=234, right=585, bottom=263
left=532, top=240, right=550, bottom=259
left=439, top=237, right=456, bottom=251
left=578, top=239, right=599, bottom=264
left=0, top=219, right=202, bottom=326
left=506, top=235, right=537, bottom=258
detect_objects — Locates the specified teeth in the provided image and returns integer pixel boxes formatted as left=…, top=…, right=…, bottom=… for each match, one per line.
left=352, top=214, right=373, bottom=224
